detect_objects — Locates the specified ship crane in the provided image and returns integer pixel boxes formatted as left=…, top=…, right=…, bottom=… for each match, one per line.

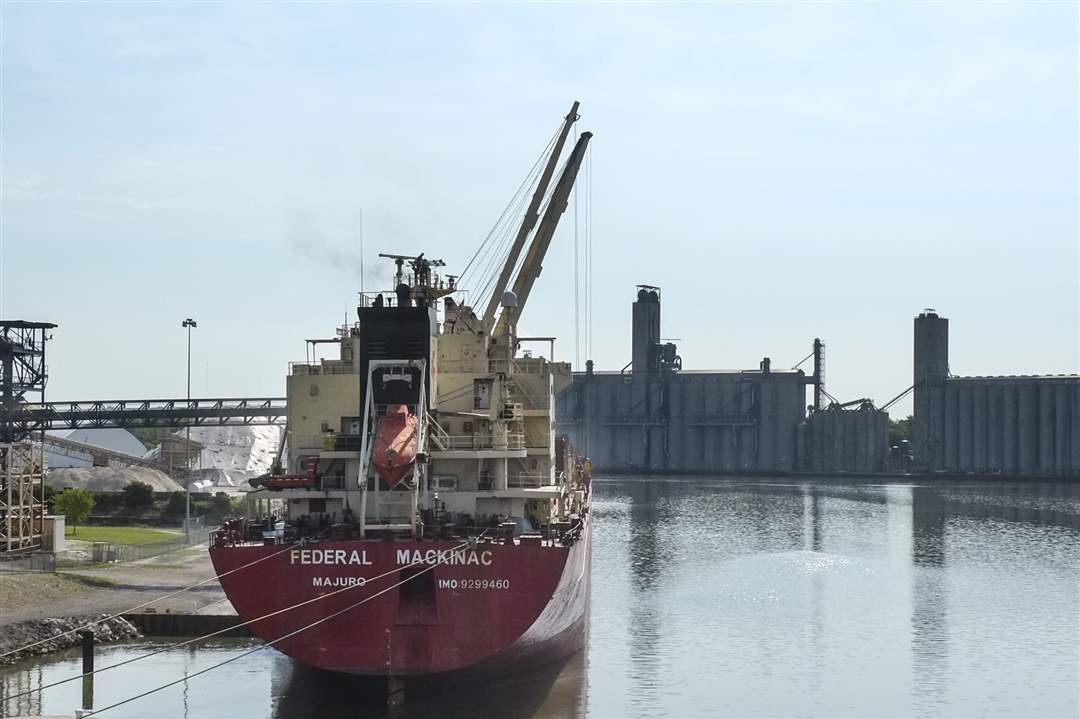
left=492, top=130, right=592, bottom=335
left=481, top=101, right=581, bottom=334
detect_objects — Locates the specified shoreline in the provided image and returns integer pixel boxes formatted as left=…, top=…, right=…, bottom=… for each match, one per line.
left=0, top=615, right=141, bottom=667
left=0, top=546, right=231, bottom=666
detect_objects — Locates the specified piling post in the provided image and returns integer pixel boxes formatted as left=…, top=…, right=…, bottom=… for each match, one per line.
left=77, top=629, right=95, bottom=675
left=77, top=628, right=95, bottom=712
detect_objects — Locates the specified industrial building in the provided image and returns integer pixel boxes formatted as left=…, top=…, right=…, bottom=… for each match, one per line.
left=805, top=402, right=891, bottom=473
left=554, top=287, right=861, bottom=473
left=912, top=310, right=1080, bottom=478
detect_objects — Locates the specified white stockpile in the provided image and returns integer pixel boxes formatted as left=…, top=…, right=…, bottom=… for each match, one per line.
left=176, top=425, right=282, bottom=489
left=46, top=466, right=184, bottom=493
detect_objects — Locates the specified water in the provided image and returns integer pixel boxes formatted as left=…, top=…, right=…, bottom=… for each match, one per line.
left=3, top=477, right=1078, bottom=719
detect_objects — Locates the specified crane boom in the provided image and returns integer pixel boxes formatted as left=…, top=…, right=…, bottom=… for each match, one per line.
left=481, top=101, right=581, bottom=333
left=494, top=130, right=593, bottom=336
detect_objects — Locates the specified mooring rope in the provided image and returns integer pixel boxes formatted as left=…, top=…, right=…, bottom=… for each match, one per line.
left=7, top=533, right=486, bottom=704
left=0, top=535, right=312, bottom=660
left=79, top=534, right=486, bottom=717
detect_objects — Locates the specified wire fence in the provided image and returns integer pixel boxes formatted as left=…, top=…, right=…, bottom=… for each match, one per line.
left=0, top=527, right=214, bottom=572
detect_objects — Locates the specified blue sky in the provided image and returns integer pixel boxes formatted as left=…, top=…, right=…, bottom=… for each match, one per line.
left=1, top=2, right=1077, bottom=417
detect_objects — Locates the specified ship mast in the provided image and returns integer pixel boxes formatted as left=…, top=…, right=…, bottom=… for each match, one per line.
left=481, top=101, right=581, bottom=334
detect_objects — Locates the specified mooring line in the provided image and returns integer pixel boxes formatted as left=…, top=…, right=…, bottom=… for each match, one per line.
left=7, top=534, right=487, bottom=703
left=0, top=531, right=321, bottom=660
left=80, top=535, right=486, bottom=717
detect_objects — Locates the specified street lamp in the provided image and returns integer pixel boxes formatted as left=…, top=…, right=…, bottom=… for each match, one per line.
left=182, top=318, right=197, bottom=538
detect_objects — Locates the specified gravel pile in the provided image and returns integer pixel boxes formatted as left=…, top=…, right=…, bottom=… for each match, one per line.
left=46, top=466, right=183, bottom=493
left=0, top=614, right=141, bottom=665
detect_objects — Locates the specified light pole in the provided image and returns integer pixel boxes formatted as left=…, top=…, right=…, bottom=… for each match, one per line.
left=182, top=318, right=197, bottom=538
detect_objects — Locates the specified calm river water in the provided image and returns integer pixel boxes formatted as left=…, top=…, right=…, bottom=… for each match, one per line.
left=3, top=477, right=1078, bottom=719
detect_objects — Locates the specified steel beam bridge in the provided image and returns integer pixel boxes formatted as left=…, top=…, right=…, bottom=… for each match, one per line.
left=2, top=397, right=287, bottom=435
left=43, top=434, right=168, bottom=470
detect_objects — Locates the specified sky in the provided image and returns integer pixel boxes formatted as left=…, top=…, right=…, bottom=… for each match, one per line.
left=1, top=2, right=1077, bottom=418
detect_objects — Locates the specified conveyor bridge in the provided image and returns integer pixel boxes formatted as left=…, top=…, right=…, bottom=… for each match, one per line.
left=3, top=397, right=287, bottom=436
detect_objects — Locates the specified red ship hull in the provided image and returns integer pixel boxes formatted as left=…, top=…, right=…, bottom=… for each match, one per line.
left=209, top=518, right=590, bottom=677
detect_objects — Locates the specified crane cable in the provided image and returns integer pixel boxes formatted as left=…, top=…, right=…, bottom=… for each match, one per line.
left=879, top=384, right=915, bottom=412
left=470, top=171, right=541, bottom=305
left=0, top=536, right=314, bottom=660
left=573, top=120, right=580, bottom=368
left=459, top=128, right=553, bottom=286
left=78, top=536, right=485, bottom=717
left=490, top=151, right=571, bottom=309
left=586, top=139, right=593, bottom=362
left=792, top=350, right=815, bottom=370
left=458, top=124, right=561, bottom=288
left=474, top=151, right=566, bottom=306
left=8, top=534, right=484, bottom=703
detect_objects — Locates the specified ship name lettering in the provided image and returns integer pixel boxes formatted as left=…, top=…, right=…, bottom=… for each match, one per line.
left=397, top=549, right=493, bottom=567
left=312, top=576, right=367, bottom=588
left=291, top=549, right=373, bottom=566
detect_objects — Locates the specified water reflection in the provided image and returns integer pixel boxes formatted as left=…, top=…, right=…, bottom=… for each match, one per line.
left=269, top=652, right=585, bottom=719
left=910, top=486, right=948, bottom=716
left=2, top=478, right=1077, bottom=719
left=625, top=479, right=672, bottom=717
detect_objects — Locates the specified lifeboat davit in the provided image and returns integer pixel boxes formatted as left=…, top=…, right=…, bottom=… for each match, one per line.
left=372, top=404, right=418, bottom=487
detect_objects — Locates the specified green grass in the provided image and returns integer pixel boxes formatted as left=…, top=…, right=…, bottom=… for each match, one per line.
left=65, top=525, right=179, bottom=545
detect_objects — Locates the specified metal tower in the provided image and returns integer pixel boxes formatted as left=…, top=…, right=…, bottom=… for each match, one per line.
left=1, top=320, right=56, bottom=553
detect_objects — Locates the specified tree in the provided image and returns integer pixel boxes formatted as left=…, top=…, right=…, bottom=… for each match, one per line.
left=211, top=492, right=236, bottom=519
left=54, top=488, right=95, bottom=535
left=165, top=491, right=187, bottom=516
left=122, top=481, right=155, bottom=509
left=128, top=428, right=162, bottom=451
left=888, top=415, right=913, bottom=447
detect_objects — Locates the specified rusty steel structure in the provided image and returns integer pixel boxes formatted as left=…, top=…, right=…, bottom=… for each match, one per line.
left=1, top=320, right=55, bottom=553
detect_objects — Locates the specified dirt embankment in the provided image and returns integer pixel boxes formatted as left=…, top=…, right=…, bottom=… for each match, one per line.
left=0, top=548, right=229, bottom=665
left=0, top=615, right=140, bottom=666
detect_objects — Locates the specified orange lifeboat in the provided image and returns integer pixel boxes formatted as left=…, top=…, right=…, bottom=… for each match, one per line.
left=372, top=404, right=418, bottom=487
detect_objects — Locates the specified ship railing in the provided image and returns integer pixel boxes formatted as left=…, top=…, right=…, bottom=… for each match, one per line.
left=437, top=359, right=488, bottom=374
left=524, top=432, right=550, bottom=448
left=289, top=361, right=355, bottom=376
left=488, top=358, right=550, bottom=375
left=291, top=434, right=330, bottom=452
left=507, top=472, right=547, bottom=488
left=515, top=393, right=551, bottom=410
left=434, top=434, right=525, bottom=451
left=427, top=413, right=451, bottom=450
left=504, top=374, right=550, bottom=410
left=359, top=291, right=411, bottom=308
left=374, top=402, right=421, bottom=417
left=212, top=520, right=341, bottom=547
left=438, top=358, right=552, bottom=376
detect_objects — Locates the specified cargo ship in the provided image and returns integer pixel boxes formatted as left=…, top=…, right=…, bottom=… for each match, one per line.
left=209, top=103, right=593, bottom=696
